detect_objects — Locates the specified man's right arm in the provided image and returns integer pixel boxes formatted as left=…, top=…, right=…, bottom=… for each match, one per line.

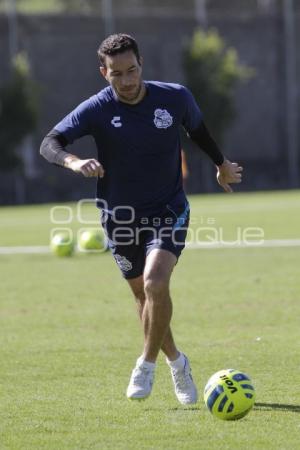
left=40, top=129, right=104, bottom=178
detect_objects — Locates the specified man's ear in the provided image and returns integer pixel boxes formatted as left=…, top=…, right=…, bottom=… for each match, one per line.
left=100, top=66, right=107, bottom=80
left=138, top=56, right=143, bottom=67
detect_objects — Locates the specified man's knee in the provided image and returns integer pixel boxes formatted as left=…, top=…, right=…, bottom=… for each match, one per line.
left=127, top=276, right=146, bottom=307
left=144, top=274, right=170, bottom=300
left=134, top=289, right=146, bottom=307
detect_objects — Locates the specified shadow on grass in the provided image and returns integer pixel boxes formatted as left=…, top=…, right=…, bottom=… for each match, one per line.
left=168, top=404, right=300, bottom=413
left=254, top=403, right=300, bottom=413
left=147, top=404, right=300, bottom=413
left=168, top=407, right=201, bottom=412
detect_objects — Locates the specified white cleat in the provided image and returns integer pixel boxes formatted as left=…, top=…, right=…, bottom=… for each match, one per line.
left=126, top=363, right=155, bottom=400
left=168, top=354, right=198, bottom=405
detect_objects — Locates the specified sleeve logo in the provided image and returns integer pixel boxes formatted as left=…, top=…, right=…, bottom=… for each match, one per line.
left=114, top=254, right=132, bottom=272
left=111, top=116, right=122, bottom=128
left=153, top=109, right=173, bottom=129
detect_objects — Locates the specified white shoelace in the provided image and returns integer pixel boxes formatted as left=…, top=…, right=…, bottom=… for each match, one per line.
left=172, top=368, right=193, bottom=390
left=132, top=366, right=152, bottom=385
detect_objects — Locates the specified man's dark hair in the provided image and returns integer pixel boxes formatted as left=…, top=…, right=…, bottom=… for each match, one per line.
left=97, top=33, right=141, bottom=67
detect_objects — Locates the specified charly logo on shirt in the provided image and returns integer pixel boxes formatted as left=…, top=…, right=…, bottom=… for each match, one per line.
left=153, top=109, right=173, bottom=129
left=111, top=116, right=122, bottom=128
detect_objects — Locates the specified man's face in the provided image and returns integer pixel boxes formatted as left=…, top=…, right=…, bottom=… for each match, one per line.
left=100, top=50, right=143, bottom=104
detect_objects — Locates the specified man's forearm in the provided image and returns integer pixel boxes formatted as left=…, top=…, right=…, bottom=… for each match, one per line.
left=40, top=129, right=79, bottom=168
left=189, top=121, right=225, bottom=166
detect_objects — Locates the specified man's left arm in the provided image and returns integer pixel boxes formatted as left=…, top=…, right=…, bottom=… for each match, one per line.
left=181, top=85, right=243, bottom=192
left=189, top=121, right=243, bottom=193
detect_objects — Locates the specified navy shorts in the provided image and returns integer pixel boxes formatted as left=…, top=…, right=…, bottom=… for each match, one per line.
left=101, top=200, right=190, bottom=279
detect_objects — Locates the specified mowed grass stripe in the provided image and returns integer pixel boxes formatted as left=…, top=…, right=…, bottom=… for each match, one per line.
left=1, top=238, right=300, bottom=254
left=0, top=190, right=300, bottom=246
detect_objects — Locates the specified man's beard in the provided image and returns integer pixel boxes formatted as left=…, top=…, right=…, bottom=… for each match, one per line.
left=117, top=82, right=143, bottom=103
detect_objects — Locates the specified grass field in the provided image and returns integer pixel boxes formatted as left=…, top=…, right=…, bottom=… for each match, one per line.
left=0, top=190, right=300, bottom=450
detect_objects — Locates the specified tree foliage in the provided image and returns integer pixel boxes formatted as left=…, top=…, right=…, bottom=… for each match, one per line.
left=0, top=52, right=39, bottom=171
left=183, top=29, right=254, bottom=143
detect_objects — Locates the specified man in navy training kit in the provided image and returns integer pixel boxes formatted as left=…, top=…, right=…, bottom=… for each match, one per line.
left=40, top=33, right=243, bottom=404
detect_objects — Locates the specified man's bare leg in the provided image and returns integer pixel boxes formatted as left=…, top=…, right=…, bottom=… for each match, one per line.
left=127, top=273, right=179, bottom=361
left=141, top=249, right=177, bottom=362
left=126, top=249, right=198, bottom=403
left=126, top=249, right=177, bottom=399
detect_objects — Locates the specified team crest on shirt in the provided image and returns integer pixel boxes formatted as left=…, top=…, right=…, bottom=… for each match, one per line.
left=114, top=254, right=132, bottom=272
left=153, top=109, right=173, bottom=129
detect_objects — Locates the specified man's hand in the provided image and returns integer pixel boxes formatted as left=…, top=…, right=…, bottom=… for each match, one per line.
left=65, top=157, right=105, bottom=178
left=216, top=159, right=243, bottom=193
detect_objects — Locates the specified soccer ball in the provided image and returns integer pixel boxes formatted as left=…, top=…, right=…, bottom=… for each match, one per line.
left=78, top=229, right=108, bottom=252
left=204, top=369, right=255, bottom=420
left=51, top=231, right=74, bottom=257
